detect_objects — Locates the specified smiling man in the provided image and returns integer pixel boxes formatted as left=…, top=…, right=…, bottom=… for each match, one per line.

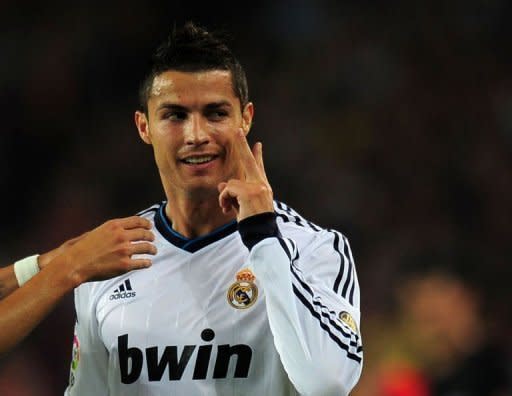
left=65, top=22, right=363, bottom=396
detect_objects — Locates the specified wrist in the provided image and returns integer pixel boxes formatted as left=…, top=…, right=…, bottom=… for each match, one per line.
left=38, top=250, right=58, bottom=269
left=238, top=212, right=281, bottom=250
left=56, top=251, right=85, bottom=289
left=40, top=250, right=85, bottom=289
left=14, top=254, right=40, bottom=286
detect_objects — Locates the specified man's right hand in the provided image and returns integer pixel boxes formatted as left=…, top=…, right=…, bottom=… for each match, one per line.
left=40, top=216, right=157, bottom=287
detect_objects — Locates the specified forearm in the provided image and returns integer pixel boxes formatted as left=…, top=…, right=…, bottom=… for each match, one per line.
left=0, top=256, right=75, bottom=354
left=0, top=265, right=19, bottom=299
left=239, top=214, right=363, bottom=395
left=0, top=251, right=55, bottom=300
left=249, top=239, right=362, bottom=395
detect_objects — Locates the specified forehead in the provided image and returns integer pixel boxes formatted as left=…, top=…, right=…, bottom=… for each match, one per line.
left=149, top=70, right=238, bottom=107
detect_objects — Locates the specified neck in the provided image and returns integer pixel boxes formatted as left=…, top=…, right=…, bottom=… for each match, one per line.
left=164, top=191, right=236, bottom=239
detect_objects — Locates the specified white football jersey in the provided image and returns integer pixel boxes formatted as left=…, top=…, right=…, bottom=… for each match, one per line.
left=65, top=201, right=363, bottom=396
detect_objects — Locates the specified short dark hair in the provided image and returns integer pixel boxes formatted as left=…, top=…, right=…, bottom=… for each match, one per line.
left=138, top=22, right=249, bottom=113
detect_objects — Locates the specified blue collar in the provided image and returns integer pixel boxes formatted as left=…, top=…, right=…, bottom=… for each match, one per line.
left=154, top=203, right=238, bottom=253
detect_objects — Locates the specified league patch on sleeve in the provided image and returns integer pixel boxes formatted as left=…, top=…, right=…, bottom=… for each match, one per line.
left=69, top=333, right=80, bottom=386
left=338, top=311, right=358, bottom=334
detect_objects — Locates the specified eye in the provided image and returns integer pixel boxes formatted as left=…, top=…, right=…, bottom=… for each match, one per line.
left=164, top=111, right=187, bottom=121
left=207, top=109, right=229, bottom=121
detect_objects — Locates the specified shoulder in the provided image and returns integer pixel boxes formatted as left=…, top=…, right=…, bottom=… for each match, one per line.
left=274, top=200, right=323, bottom=235
left=273, top=200, right=353, bottom=256
left=74, top=202, right=164, bottom=301
left=135, top=202, right=162, bottom=220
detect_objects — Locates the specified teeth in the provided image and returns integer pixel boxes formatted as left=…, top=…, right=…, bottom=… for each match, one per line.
left=183, top=156, right=214, bottom=164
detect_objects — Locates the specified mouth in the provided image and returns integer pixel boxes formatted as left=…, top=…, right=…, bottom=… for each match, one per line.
left=180, top=154, right=219, bottom=166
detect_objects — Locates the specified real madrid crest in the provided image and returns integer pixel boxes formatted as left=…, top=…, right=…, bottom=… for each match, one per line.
left=227, top=268, right=258, bottom=309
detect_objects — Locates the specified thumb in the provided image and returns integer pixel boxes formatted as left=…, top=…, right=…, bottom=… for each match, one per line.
left=218, top=182, right=227, bottom=193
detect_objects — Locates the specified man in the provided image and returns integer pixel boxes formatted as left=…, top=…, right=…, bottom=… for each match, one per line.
left=0, top=216, right=156, bottom=354
left=66, top=22, right=363, bottom=395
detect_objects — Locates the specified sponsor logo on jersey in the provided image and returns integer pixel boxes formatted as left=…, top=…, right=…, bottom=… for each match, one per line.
left=227, top=268, right=258, bottom=309
left=118, top=328, right=253, bottom=383
left=71, top=334, right=80, bottom=370
left=109, top=279, right=136, bottom=300
left=69, top=332, right=80, bottom=387
left=338, top=311, right=358, bottom=334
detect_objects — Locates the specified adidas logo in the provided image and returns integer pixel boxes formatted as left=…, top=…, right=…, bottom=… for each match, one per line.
left=109, top=279, right=136, bottom=300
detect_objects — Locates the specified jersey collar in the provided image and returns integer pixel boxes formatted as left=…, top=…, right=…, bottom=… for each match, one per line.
left=154, top=202, right=238, bottom=253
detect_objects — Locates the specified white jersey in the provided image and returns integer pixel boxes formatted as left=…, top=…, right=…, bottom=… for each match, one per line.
left=65, top=201, right=363, bottom=396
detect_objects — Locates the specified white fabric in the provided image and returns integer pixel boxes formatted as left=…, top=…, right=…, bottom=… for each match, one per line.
left=64, top=202, right=362, bottom=396
left=14, top=254, right=40, bottom=286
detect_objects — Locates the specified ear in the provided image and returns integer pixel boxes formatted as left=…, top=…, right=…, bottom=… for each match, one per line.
left=135, top=111, right=152, bottom=144
left=241, top=102, right=254, bottom=136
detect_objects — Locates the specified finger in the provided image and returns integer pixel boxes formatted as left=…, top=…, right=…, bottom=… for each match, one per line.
left=218, top=185, right=235, bottom=214
left=127, top=258, right=152, bottom=269
left=219, top=180, right=246, bottom=199
left=253, top=142, right=269, bottom=184
left=125, top=229, right=155, bottom=242
left=218, top=182, right=232, bottom=213
left=119, top=216, right=152, bottom=230
left=218, top=181, right=241, bottom=214
left=217, top=181, right=227, bottom=193
left=129, top=242, right=157, bottom=256
left=234, top=129, right=261, bottom=181
left=219, top=198, right=233, bottom=214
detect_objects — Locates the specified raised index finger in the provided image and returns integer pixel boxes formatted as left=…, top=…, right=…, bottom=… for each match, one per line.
left=234, top=128, right=262, bottom=181
left=253, top=141, right=269, bottom=184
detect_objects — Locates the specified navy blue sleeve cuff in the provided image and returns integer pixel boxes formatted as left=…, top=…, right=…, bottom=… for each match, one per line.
left=238, top=212, right=281, bottom=250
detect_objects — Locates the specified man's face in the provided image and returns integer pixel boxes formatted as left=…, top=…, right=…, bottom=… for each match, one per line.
left=135, top=70, right=253, bottom=199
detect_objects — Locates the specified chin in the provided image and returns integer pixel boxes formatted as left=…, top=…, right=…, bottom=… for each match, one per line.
left=184, top=183, right=220, bottom=199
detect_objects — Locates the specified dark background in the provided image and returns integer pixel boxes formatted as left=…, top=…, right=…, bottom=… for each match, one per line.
left=1, top=1, right=510, bottom=394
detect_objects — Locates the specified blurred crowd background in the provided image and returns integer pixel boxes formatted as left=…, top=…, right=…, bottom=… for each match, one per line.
left=1, top=1, right=511, bottom=395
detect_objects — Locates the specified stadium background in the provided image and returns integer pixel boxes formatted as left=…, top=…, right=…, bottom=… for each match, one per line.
left=1, top=1, right=510, bottom=394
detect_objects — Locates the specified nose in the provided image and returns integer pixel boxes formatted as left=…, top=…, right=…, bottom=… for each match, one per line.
left=184, top=115, right=210, bottom=146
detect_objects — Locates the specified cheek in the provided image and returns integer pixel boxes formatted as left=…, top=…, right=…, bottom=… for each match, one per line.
left=151, top=139, right=178, bottom=168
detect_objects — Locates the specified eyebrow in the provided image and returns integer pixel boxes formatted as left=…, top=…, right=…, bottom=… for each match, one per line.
left=155, top=101, right=233, bottom=112
left=155, top=103, right=188, bottom=112
left=204, top=101, right=232, bottom=110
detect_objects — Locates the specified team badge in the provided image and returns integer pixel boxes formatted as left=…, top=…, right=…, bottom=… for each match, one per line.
left=338, top=311, right=358, bottom=334
left=227, top=268, right=258, bottom=309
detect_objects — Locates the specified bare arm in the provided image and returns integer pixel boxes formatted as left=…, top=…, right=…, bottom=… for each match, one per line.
left=0, top=233, right=84, bottom=300
left=0, top=265, right=18, bottom=300
left=0, top=216, right=156, bottom=354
